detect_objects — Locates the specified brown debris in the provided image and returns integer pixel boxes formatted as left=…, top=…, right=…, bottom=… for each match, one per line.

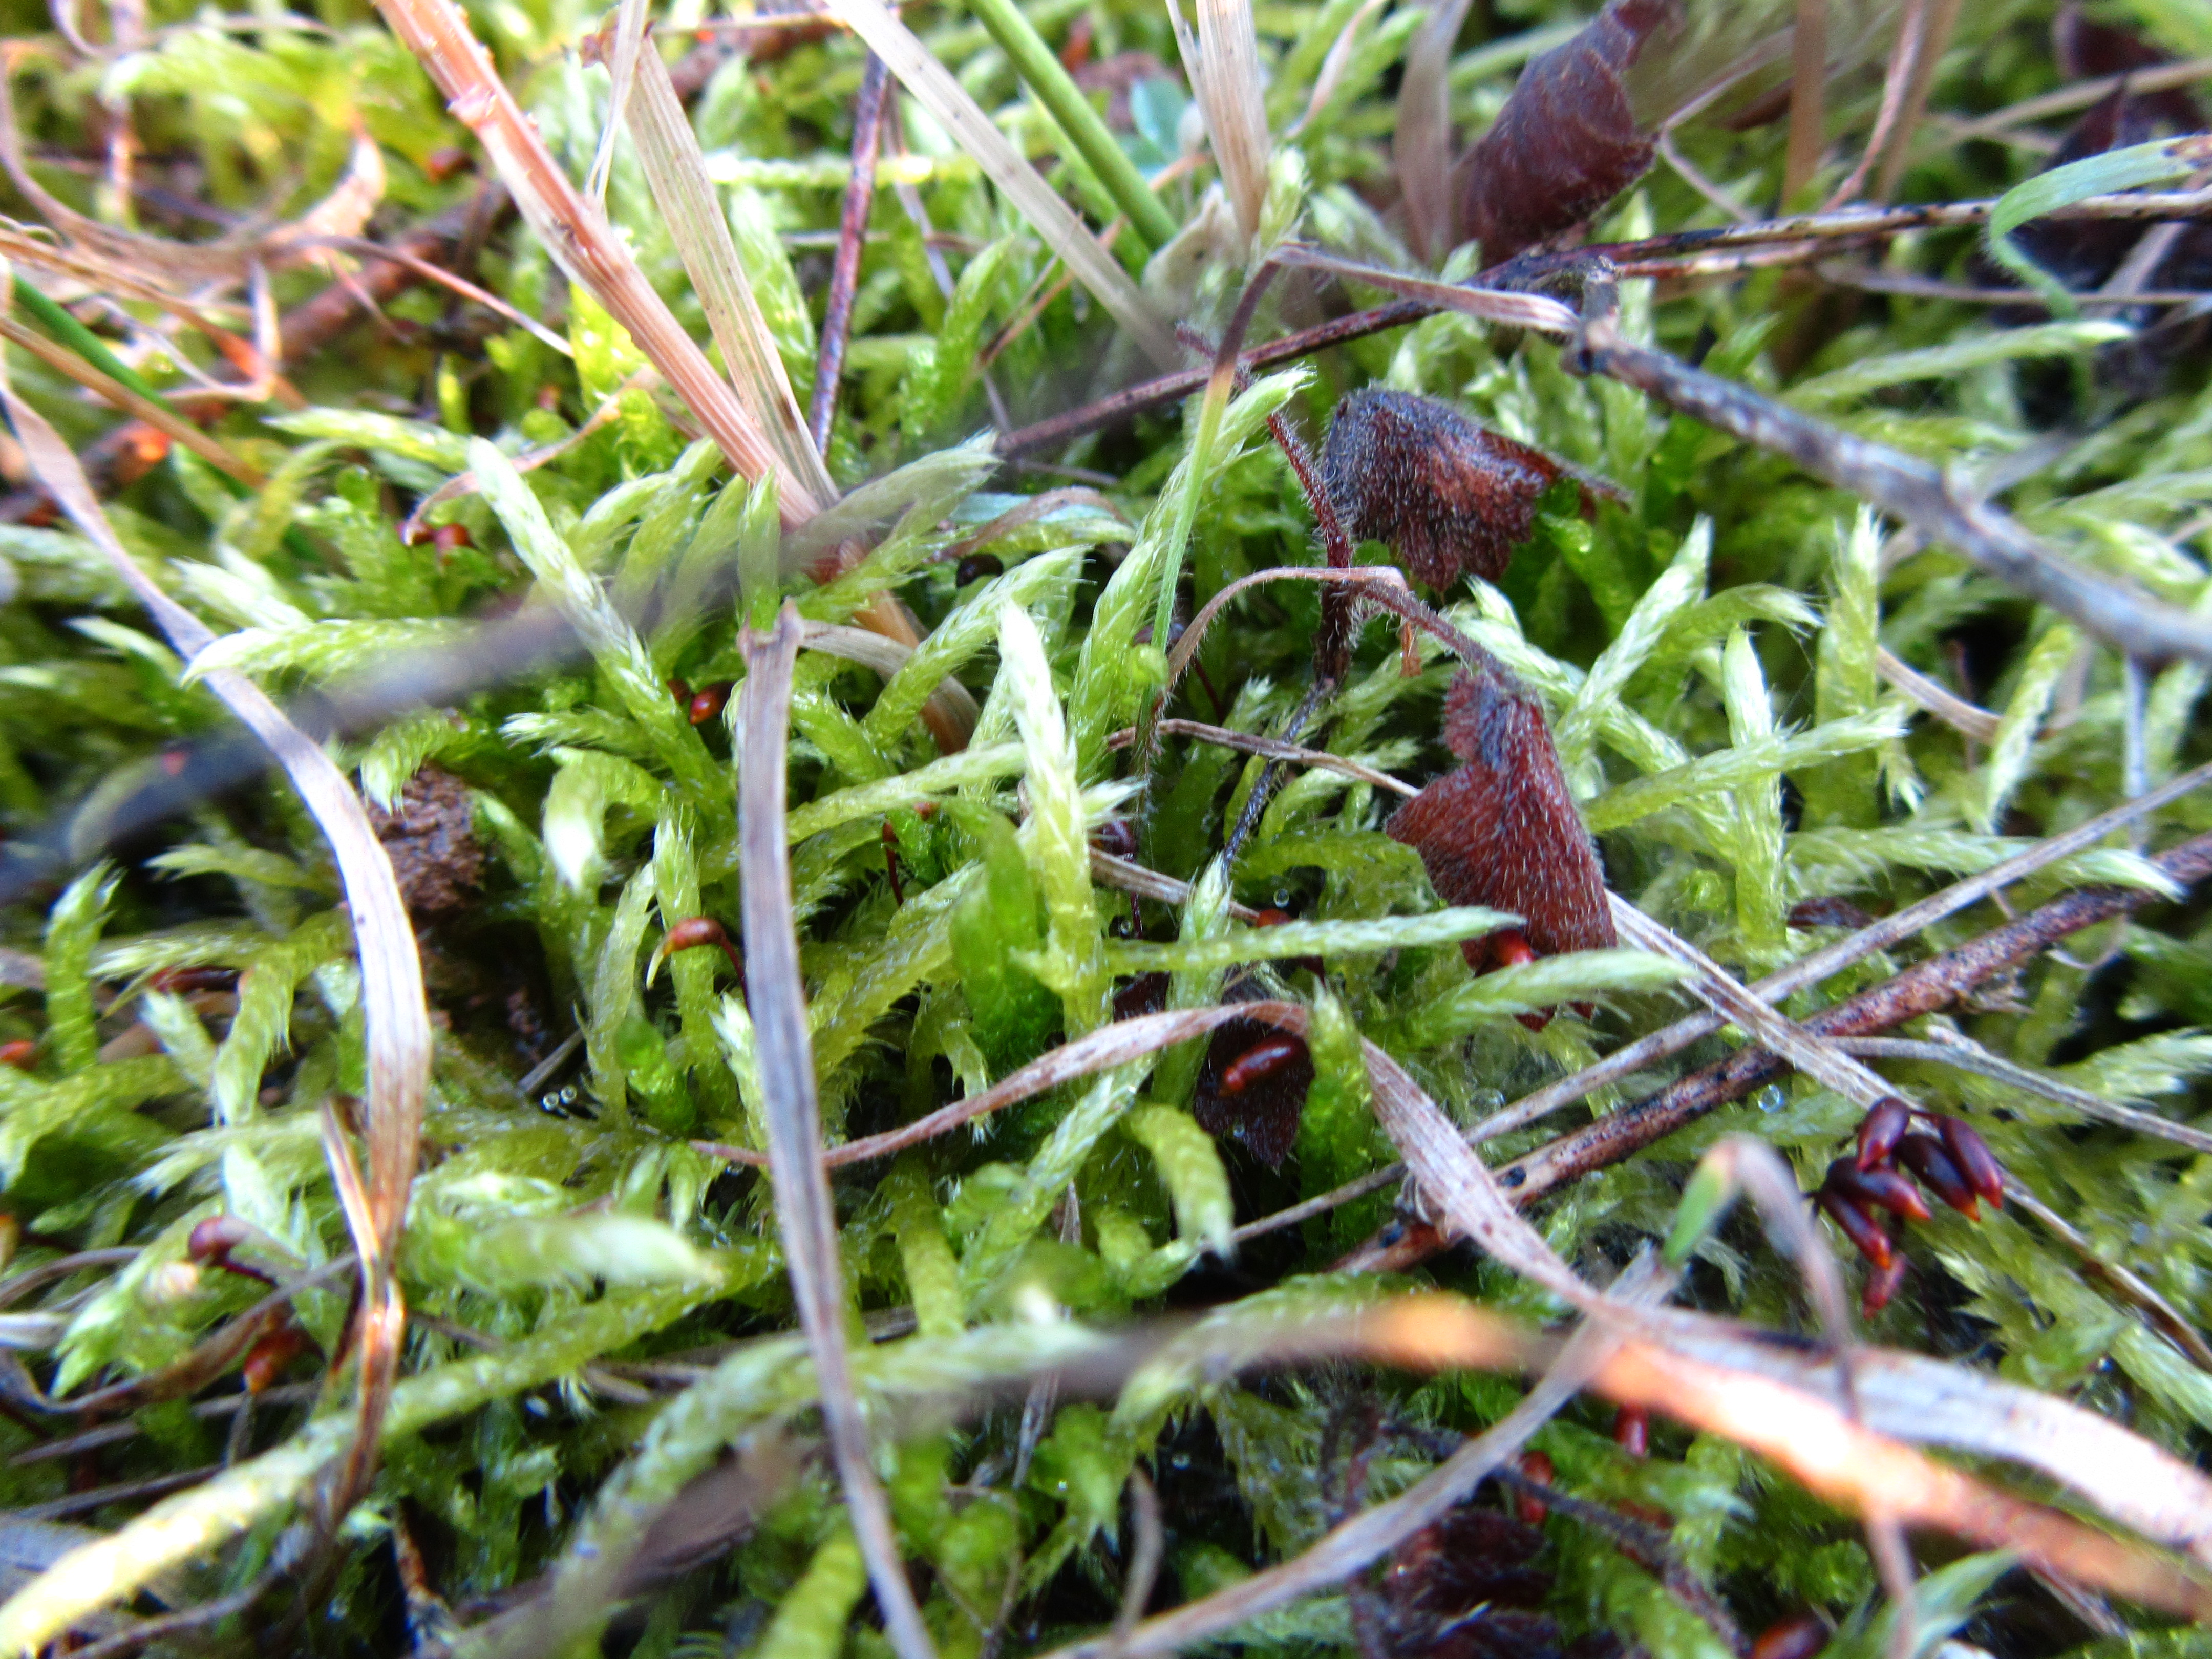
left=365, top=767, right=483, bottom=917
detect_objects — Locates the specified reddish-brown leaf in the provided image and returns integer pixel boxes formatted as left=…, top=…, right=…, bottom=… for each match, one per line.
left=1459, top=0, right=1676, bottom=264
left=1320, top=390, right=1565, bottom=589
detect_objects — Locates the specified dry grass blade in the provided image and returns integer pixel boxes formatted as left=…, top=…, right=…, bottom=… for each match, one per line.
left=1871, top=0, right=1961, bottom=200
left=736, top=602, right=936, bottom=1659
left=1822, top=0, right=1926, bottom=208
left=367, top=0, right=823, bottom=521
left=0, top=305, right=262, bottom=484
left=1168, top=0, right=1273, bottom=246
left=1875, top=644, right=2001, bottom=740
left=1347, top=1299, right=2212, bottom=1619
left=586, top=0, right=651, bottom=203
left=0, top=379, right=428, bottom=1515
left=625, top=42, right=835, bottom=504
left=1611, top=897, right=1904, bottom=1111
left=1783, top=0, right=1828, bottom=201
left=1110, top=717, right=1418, bottom=797
left=1273, top=242, right=1581, bottom=330
left=1395, top=0, right=1477, bottom=262
left=818, top=0, right=1178, bottom=367
left=0, top=66, right=384, bottom=283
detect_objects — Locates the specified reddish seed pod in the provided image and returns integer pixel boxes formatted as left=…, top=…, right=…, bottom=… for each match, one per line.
left=187, top=1215, right=252, bottom=1263
left=1856, top=1096, right=1912, bottom=1172
left=0, top=1040, right=34, bottom=1071
left=1220, top=1038, right=1307, bottom=1096
left=1896, top=1134, right=1980, bottom=1220
left=1825, top=1158, right=1931, bottom=1224
left=1750, top=1612, right=1831, bottom=1659
left=432, top=523, right=473, bottom=554
left=955, top=554, right=1004, bottom=586
left=1935, top=1116, right=2006, bottom=1209
left=1816, top=1187, right=1894, bottom=1270
left=688, top=682, right=734, bottom=726
left=1788, top=896, right=1877, bottom=931
left=667, top=677, right=693, bottom=705
left=1861, top=1249, right=1909, bottom=1318
left=1090, top=819, right=1139, bottom=860
left=241, top=1317, right=315, bottom=1394
left=422, top=145, right=471, bottom=182
left=1612, top=1405, right=1649, bottom=1458
left=1512, top=1450, right=1553, bottom=1527
left=149, top=965, right=238, bottom=995
left=1321, top=391, right=1568, bottom=589
left=662, top=916, right=744, bottom=976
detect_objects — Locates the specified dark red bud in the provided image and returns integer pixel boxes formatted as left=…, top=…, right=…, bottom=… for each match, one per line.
left=1612, top=1405, right=1648, bottom=1458
left=1513, top=1450, right=1552, bottom=1526
left=1220, top=1038, right=1306, bottom=1096
left=1247, top=907, right=1295, bottom=929
left=667, top=677, right=692, bottom=704
left=149, top=966, right=237, bottom=994
left=1825, top=1158, right=1931, bottom=1224
left=423, top=145, right=471, bottom=182
left=1856, top=1096, right=1911, bottom=1172
left=1788, top=896, right=1877, bottom=931
left=1816, top=1186, right=1894, bottom=1270
left=1489, top=930, right=1539, bottom=970
left=432, top=524, right=473, bottom=554
left=187, top=1216, right=252, bottom=1263
left=688, top=682, right=734, bottom=725
left=0, top=1040, right=34, bottom=1071
left=1861, top=1250, right=1908, bottom=1318
left=955, top=554, right=1003, bottom=586
left=663, top=917, right=743, bottom=975
left=241, top=1318, right=314, bottom=1393
left=1895, top=1134, right=1980, bottom=1220
left=1935, top=1116, right=2005, bottom=1209
left=1751, top=1613, right=1830, bottom=1659
left=1090, top=819, right=1138, bottom=860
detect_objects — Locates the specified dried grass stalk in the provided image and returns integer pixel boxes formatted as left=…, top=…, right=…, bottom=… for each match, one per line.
left=736, top=603, right=937, bottom=1659
left=1168, top=0, right=1275, bottom=246
left=366, top=0, right=824, bottom=521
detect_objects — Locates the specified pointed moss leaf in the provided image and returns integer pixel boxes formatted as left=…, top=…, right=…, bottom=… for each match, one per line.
left=998, top=600, right=1106, bottom=1032
left=146, top=846, right=333, bottom=895
left=210, top=910, right=349, bottom=1124
left=902, top=237, right=1016, bottom=439
left=543, top=749, right=662, bottom=890
left=1789, top=827, right=2179, bottom=897
left=1583, top=708, right=1907, bottom=834
left=964, top=1070, right=1140, bottom=1301
left=1987, top=134, right=2212, bottom=309
left=456, top=1212, right=720, bottom=1291
left=783, top=437, right=1001, bottom=578
left=866, top=548, right=1084, bottom=747
left=359, top=711, right=478, bottom=813
left=0, top=1056, right=179, bottom=1186
left=1070, top=367, right=1309, bottom=768
left=1556, top=519, right=1710, bottom=778
left=1722, top=628, right=1787, bottom=952
left=786, top=743, right=1027, bottom=843
left=1124, top=1103, right=1233, bottom=1257
left=138, top=991, right=215, bottom=1094
left=887, top=1160, right=965, bottom=1339
left=587, top=868, right=658, bottom=1124
left=1791, top=322, right=2134, bottom=407
left=1392, top=948, right=1688, bottom=1045
left=1972, top=620, right=2081, bottom=834
left=271, top=409, right=474, bottom=473
left=44, top=863, right=120, bottom=1075
left=757, top=1533, right=867, bottom=1659
left=1665, top=1156, right=1738, bottom=1267
left=473, top=439, right=724, bottom=812
left=1108, top=906, right=1522, bottom=973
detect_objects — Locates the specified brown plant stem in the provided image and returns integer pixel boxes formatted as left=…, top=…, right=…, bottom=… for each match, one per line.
left=810, top=53, right=888, bottom=456
left=1339, top=827, right=2212, bottom=1275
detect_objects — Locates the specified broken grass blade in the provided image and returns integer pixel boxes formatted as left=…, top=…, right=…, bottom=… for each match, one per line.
left=625, top=44, right=836, bottom=505
left=736, top=603, right=937, bottom=1659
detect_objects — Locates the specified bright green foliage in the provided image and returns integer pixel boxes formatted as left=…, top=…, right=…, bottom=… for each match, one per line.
left=6, top=0, right=2212, bottom=1651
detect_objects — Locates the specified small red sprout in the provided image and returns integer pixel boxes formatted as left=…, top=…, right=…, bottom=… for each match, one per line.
left=1612, top=1405, right=1649, bottom=1458
left=652, top=916, right=744, bottom=980
left=1855, top=1096, right=1911, bottom=1172
left=688, top=682, right=735, bottom=726
left=241, top=1316, right=316, bottom=1393
left=1194, top=1009, right=1313, bottom=1169
left=1822, top=1157, right=1931, bottom=1225
left=1896, top=1133, right=1980, bottom=1220
left=1934, top=1115, right=2006, bottom=1209
left=1511, top=1450, right=1553, bottom=1527
left=1861, top=1248, right=1909, bottom=1318
left=0, top=1040, right=34, bottom=1071
left=188, top=1215, right=277, bottom=1287
left=1815, top=1182, right=1894, bottom=1271
left=1750, top=1612, right=1831, bottom=1659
